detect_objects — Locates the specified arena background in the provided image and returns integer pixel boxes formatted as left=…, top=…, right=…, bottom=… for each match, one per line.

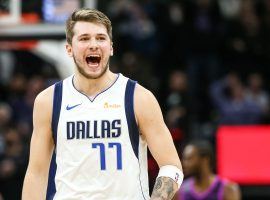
left=0, top=0, right=270, bottom=199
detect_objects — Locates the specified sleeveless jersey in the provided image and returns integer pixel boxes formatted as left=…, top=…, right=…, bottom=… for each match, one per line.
left=179, top=176, right=227, bottom=200
left=46, top=74, right=150, bottom=200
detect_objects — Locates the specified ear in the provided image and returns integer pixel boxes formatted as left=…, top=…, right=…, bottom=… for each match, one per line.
left=66, top=43, right=73, bottom=57
left=110, top=42, right=114, bottom=56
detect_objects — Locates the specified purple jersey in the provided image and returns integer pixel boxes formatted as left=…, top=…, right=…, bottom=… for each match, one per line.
left=179, top=176, right=227, bottom=200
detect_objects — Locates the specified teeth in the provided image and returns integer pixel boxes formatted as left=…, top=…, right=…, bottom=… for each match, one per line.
left=87, top=55, right=100, bottom=58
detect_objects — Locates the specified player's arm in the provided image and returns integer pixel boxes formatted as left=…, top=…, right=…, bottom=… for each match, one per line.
left=22, top=86, right=55, bottom=200
left=134, top=85, right=183, bottom=200
left=224, top=182, right=241, bottom=200
left=172, top=191, right=180, bottom=200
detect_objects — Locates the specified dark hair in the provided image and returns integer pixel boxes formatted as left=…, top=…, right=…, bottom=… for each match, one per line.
left=188, top=140, right=215, bottom=168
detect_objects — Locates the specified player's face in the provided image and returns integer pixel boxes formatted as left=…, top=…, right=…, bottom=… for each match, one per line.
left=182, top=145, right=201, bottom=177
left=66, top=21, right=113, bottom=79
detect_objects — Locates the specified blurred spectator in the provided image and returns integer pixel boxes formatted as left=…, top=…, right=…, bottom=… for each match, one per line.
left=128, top=5, right=158, bottom=57
left=210, top=73, right=264, bottom=124
left=118, top=51, right=158, bottom=92
left=165, top=70, right=188, bottom=144
left=0, top=128, right=27, bottom=200
left=107, top=0, right=158, bottom=57
left=184, top=0, right=224, bottom=121
left=261, top=0, right=270, bottom=63
left=7, top=73, right=27, bottom=100
left=0, top=103, right=12, bottom=130
left=175, top=140, right=241, bottom=200
left=218, top=0, right=241, bottom=19
left=0, top=103, right=12, bottom=156
left=159, top=1, right=186, bottom=71
left=10, top=75, right=45, bottom=126
left=222, top=0, right=265, bottom=75
left=246, top=73, right=270, bottom=121
left=0, top=51, right=15, bottom=85
left=4, top=129, right=24, bottom=159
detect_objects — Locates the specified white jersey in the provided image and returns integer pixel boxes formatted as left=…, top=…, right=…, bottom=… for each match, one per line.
left=47, top=74, right=150, bottom=200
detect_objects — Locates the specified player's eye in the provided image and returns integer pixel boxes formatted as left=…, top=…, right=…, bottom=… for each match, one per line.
left=80, top=37, right=89, bottom=41
left=97, top=37, right=106, bottom=41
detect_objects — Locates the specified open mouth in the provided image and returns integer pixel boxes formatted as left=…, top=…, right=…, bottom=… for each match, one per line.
left=86, top=55, right=101, bottom=66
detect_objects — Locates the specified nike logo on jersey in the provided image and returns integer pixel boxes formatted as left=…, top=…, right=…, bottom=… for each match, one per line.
left=66, top=103, right=82, bottom=110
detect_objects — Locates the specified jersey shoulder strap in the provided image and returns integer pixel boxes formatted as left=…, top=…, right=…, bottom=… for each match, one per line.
left=125, top=79, right=140, bottom=158
left=46, top=80, right=63, bottom=200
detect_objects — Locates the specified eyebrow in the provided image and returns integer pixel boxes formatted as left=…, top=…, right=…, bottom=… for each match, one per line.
left=78, top=33, right=108, bottom=37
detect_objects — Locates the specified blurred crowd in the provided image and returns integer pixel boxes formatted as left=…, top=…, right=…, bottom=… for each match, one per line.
left=101, top=0, right=270, bottom=192
left=1, top=0, right=270, bottom=199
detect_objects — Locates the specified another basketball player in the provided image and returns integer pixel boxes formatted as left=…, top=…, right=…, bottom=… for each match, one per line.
left=175, top=140, right=241, bottom=200
left=22, top=8, right=183, bottom=200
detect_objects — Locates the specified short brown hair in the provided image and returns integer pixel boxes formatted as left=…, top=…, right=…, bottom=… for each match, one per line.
left=66, top=8, right=112, bottom=44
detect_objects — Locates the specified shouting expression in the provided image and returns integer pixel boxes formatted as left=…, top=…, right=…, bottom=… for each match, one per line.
left=66, top=21, right=113, bottom=79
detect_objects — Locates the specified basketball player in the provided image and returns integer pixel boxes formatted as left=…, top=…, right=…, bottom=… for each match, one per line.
left=175, top=140, right=241, bottom=200
left=22, top=8, right=183, bottom=200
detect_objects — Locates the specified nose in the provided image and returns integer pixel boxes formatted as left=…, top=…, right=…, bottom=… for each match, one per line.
left=88, top=38, right=98, bottom=50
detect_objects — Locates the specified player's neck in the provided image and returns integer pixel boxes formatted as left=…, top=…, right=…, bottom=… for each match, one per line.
left=194, top=169, right=214, bottom=189
left=73, top=70, right=117, bottom=97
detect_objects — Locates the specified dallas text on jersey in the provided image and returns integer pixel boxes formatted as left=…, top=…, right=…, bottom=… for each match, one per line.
left=66, top=119, right=122, bottom=140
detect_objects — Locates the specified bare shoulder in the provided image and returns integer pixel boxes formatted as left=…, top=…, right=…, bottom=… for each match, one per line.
left=134, top=84, right=162, bottom=119
left=224, top=181, right=241, bottom=200
left=33, top=85, right=55, bottom=125
left=35, top=85, right=54, bottom=106
left=134, top=84, right=165, bottom=134
left=134, top=84, right=160, bottom=110
left=134, top=84, right=156, bottom=101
